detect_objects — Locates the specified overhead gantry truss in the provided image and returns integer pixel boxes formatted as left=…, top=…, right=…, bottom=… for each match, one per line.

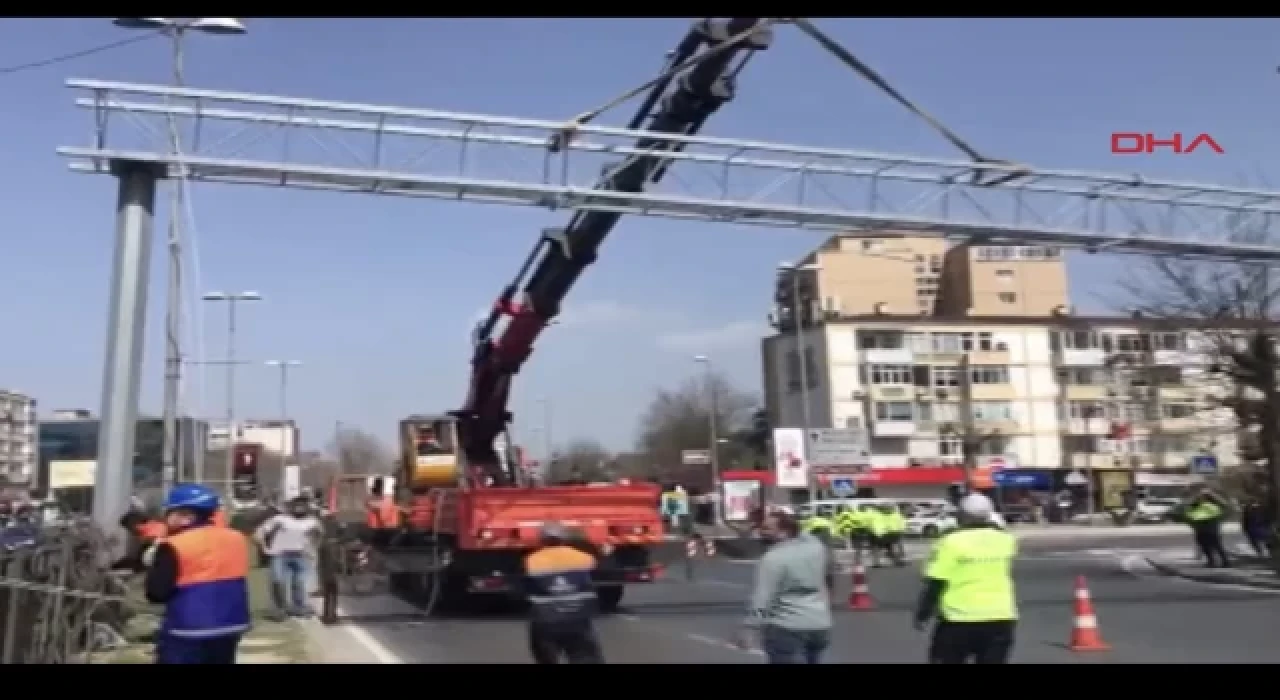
left=59, top=78, right=1280, bottom=262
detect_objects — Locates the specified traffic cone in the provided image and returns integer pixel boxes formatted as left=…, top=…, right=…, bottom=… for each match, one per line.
left=1068, top=575, right=1110, bottom=652
left=847, top=563, right=873, bottom=610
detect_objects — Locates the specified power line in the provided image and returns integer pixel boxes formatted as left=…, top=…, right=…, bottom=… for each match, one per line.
left=0, top=30, right=163, bottom=77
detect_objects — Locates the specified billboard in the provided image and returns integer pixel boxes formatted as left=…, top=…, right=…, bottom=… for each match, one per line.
left=772, top=428, right=810, bottom=489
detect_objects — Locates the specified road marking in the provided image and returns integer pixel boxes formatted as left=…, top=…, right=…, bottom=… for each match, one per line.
left=1119, top=555, right=1280, bottom=595
left=333, top=605, right=406, bottom=664
left=686, top=632, right=764, bottom=657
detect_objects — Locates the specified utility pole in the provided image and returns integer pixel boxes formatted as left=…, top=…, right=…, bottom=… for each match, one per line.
left=778, top=261, right=821, bottom=503
left=201, top=291, right=262, bottom=485
left=694, top=355, right=721, bottom=522
left=110, top=17, right=248, bottom=497
left=265, top=360, right=302, bottom=485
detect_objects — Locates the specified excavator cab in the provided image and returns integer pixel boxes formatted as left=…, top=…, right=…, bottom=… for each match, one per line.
left=400, top=415, right=467, bottom=491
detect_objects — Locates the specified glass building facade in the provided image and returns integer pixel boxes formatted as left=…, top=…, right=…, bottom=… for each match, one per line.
left=37, top=417, right=209, bottom=494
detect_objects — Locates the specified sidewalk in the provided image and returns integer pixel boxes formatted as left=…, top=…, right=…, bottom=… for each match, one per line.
left=1145, top=552, right=1280, bottom=591
left=95, top=568, right=312, bottom=664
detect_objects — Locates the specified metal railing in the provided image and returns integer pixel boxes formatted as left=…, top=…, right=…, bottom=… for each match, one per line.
left=0, top=522, right=131, bottom=664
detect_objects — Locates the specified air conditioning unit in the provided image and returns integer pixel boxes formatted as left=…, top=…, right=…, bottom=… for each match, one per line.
left=995, top=342, right=1009, bottom=351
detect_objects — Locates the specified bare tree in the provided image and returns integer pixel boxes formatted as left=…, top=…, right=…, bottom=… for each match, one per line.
left=327, top=427, right=392, bottom=475
left=547, top=440, right=614, bottom=483
left=635, top=372, right=759, bottom=490
left=1122, top=214, right=1280, bottom=564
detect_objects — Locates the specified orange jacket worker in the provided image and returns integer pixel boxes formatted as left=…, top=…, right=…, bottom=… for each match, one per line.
left=144, top=484, right=251, bottom=665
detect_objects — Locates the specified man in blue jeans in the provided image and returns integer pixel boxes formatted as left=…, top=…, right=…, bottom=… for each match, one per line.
left=737, top=511, right=835, bottom=663
left=255, top=497, right=322, bottom=617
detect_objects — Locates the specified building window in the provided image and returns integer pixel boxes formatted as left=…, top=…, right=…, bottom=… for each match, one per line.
left=869, top=364, right=913, bottom=384
left=1066, top=401, right=1108, bottom=419
left=874, top=401, right=914, bottom=422
left=929, top=255, right=943, bottom=273
left=1150, top=332, right=1185, bottom=351
left=861, top=239, right=883, bottom=253
left=971, top=401, right=1014, bottom=421
left=1161, top=402, right=1197, bottom=419
left=1061, top=368, right=1112, bottom=385
left=931, top=333, right=965, bottom=353
left=969, top=365, right=1010, bottom=384
left=995, top=269, right=1015, bottom=282
left=859, top=332, right=905, bottom=349
left=932, top=367, right=961, bottom=388
left=938, top=436, right=963, bottom=457
left=998, top=292, right=1017, bottom=304
left=1063, top=435, right=1099, bottom=453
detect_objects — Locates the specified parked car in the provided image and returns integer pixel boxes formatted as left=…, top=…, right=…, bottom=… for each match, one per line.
left=905, top=509, right=957, bottom=538
left=1135, top=497, right=1181, bottom=524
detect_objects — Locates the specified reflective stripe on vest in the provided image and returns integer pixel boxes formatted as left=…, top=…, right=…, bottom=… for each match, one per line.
left=164, top=525, right=252, bottom=639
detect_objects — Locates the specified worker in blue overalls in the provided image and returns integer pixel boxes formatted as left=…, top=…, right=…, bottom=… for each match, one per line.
left=144, top=484, right=252, bottom=664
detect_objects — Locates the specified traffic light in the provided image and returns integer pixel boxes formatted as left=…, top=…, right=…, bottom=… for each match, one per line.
left=232, top=443, right=262, bottom=476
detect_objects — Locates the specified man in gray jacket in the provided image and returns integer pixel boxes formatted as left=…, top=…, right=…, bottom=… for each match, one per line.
left=737, top=511, right=835, bottom=663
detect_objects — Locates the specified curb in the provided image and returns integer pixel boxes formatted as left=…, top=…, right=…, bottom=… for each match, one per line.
left=1144, top=557, right=1280, bottom=591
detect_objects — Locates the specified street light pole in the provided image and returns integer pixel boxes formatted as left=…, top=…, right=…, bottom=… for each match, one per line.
left=202, top=290, right=262, bottom=486
left=779, top=261, right=821, bottom=503
left=265, top=360, right=301, bottom=496
left=111, top=17, right=247, bottom=496
left=694, top=355, right=722, bottom=523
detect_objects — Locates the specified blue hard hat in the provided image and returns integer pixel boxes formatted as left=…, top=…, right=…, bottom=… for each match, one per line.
left=163, top=483, right=220, bottom=514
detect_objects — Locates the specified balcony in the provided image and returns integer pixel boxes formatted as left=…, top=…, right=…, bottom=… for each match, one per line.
left=1158, top=416, right=1201, bottom=433
left=970, top=349, right=1011, bottom=365
left=1068, top=453, right=1128, bottom=469
left=872, top=420, right=916, bottom=437
left=970, top=385, right=1016, bottom=401
left=1061, top=418, right=1112, bottom=435
left=1157, top=385, right=1199, bottom=401
left=863, top=347, right=913, bottom=364
left=1064, top=385, right=1109, bottom=401
left=973, top=418, right=1021, bottom=434
left=1153, top=349, right=1197, bottom=366
left=868, top=384, right=915, bottom=401
left=1057, top=348, right=1106, bottom=366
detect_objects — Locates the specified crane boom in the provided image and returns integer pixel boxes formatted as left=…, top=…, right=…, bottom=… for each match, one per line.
left=455, top=18, right=772, bottom=483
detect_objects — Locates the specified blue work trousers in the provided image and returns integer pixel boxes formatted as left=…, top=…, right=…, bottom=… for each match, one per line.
left=155, top=634, right=241, bottom=664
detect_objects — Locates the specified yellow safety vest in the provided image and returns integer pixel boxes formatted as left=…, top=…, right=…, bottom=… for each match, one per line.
left=868, top=511, right=890, bottom=537
left=1186, top=501, right=1223, bottom=523
left=804, top=516, right=834, bottom=534
left=834, top=510, right=858, bottom=535
left=886, top=511, right=906, bottom=534
left=924, top=527, right=1019, bottom=623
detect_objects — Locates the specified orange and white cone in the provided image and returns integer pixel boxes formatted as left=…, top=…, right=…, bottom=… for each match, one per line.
left=1068, top=575, right=1110, bottom=652
left=847, top=563, right=873, bottom=610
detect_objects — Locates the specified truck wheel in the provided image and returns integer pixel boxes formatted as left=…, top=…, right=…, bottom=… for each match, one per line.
left=596, top=585, right=624, bottom=613
left=923, top=525, right=939, bottom=538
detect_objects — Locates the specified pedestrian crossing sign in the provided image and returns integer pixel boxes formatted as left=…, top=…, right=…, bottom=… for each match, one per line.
left=832, top=478, right=855, bottom=496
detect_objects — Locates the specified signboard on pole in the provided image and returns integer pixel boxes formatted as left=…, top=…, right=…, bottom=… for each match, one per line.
left=772, top=428, right=810, bottom=489
left=681, top=449, right=711, bottom=465
left=722, top=480, right=760, bottom=522
left=1190, top=454, right=1218, bottom=475
left=831, top=477, right=856, bottom=497
left=805, top=428, right=871, bottom=468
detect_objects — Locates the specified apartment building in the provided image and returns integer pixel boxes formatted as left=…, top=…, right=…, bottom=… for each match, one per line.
left=208, top=419, right=299, bottom=457
left=761, top=315, right=1241, bottom=497
left=776, top=234, right=1069, bottom=320
left=0, top=390, right=37, bottom=483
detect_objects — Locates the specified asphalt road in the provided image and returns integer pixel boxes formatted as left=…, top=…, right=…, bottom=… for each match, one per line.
left=315, top=530, right=1280, bottom=663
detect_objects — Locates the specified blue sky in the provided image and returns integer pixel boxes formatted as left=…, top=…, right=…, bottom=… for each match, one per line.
left=2, top=18, right=1277, bottom=454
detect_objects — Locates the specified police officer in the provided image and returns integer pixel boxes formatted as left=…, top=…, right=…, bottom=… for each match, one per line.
left=802, top=512, right=836, bottom=547
left=1183, top=488, right=1230, bottom=568
left=144, top=484, right=252, bottom=664
left=866, top=506, right=891, bottom=567
left=523, top=522, right=605, bottom=664
left=834, top=506, right=858, bottom=548
left=912, top=493, right=1018, bottom=664
left=881, top=503, right=907, bottom=566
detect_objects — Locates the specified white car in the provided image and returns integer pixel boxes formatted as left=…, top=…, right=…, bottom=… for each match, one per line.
left=1135, top=498, right=1181, bottom=523
left=905, top=510, right=957, bottom=538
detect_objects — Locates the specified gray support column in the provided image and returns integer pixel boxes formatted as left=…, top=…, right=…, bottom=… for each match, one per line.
left=93, top=161, right=159, bottom=541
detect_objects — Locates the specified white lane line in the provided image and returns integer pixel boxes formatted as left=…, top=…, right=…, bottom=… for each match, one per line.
left=687, top=632, right=765, bottom=657
left=332, top=605, right=406, bottom=664
left=1119, top=555, right=1280, bottom=596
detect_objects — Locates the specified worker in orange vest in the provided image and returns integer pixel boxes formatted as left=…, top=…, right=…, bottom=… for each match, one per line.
left=145, top=484, right=251, bottom=664
left=365, top=478, right=401, bottom=546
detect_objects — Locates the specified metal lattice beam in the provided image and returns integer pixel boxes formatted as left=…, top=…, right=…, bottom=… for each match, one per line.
left=58, top=78, right=1280, bottom=261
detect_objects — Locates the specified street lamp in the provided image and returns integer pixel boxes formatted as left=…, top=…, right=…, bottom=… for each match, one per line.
left=265, top=360, right=302, bottom=494
left=111, top=17, right=247, bottom=497
left=202, top=291, right=262, bottom=485
left=777, top=261, right=821, bottom=503
left=693, top=355, right=722, bottom=523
